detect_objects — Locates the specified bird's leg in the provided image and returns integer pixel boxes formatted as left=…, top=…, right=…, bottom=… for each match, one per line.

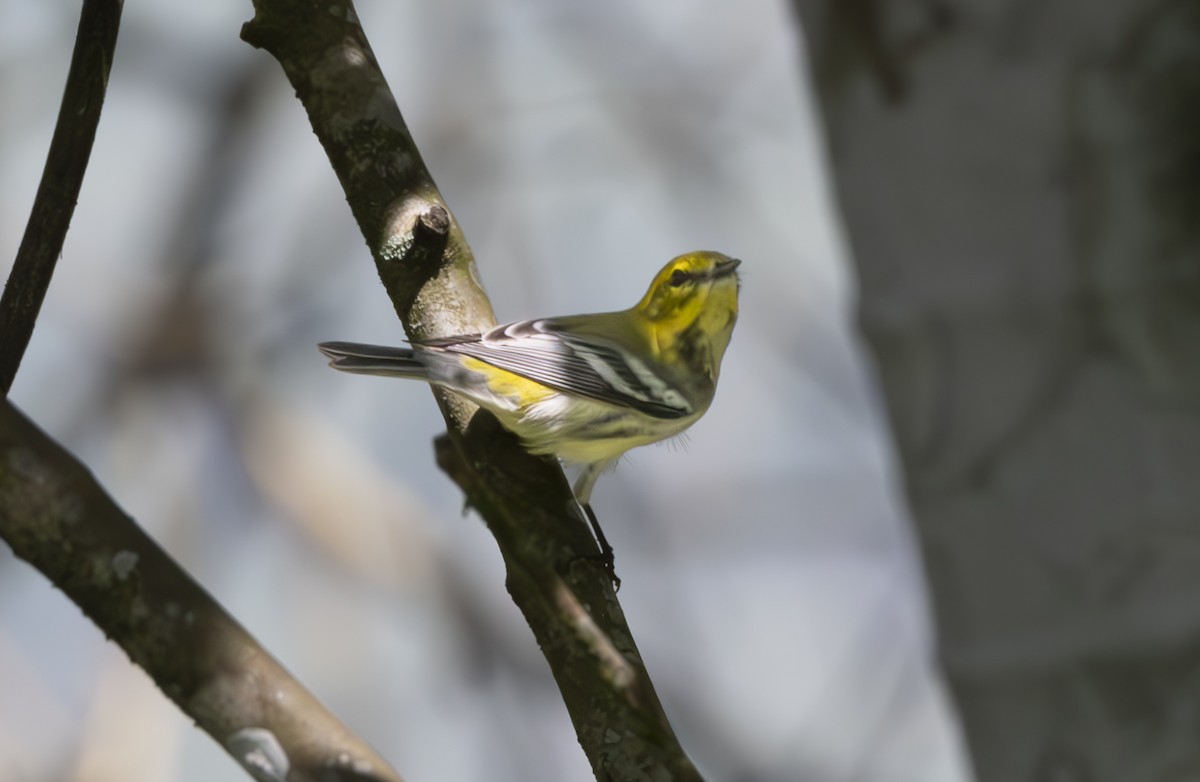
left=572, top=461, right=621, bottom=590
left=581, top=501, right=619, bottom=591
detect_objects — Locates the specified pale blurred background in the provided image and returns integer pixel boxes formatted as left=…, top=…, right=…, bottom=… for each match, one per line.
left=0, top=1, right=971, bottom=780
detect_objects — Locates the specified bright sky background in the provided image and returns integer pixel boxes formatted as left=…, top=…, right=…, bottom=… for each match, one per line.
left=0, top=1, right=971, bottom=780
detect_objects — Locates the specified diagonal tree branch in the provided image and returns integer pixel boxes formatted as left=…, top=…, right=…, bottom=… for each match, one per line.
left=0, top=398, right=405, bottom=782
left=0, top=0, right=123, bottom=394
left=240, top=3, right=702, bottom=779
left=0, top=2, right=409, bottom=778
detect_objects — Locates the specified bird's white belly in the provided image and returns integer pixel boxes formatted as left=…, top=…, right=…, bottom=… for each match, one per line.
left=490, top=392, right=697, bottom=466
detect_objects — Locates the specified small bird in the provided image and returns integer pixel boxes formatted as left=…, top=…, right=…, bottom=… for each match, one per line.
left=320, top=250, right=740, bottom=585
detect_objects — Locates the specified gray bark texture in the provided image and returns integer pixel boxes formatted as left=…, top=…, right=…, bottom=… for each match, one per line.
left=795, top=1, right=1200, bottom=780
left=0, top=399, right=406, bottom=782
left=241, top=3, right=701, bottom=780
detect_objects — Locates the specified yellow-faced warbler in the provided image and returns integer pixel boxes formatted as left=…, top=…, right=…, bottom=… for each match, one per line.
left=320, top=250, right=740, bottom=584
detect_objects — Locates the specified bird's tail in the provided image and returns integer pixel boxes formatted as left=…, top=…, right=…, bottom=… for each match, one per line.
left=318, top=341, right=428, bottom=378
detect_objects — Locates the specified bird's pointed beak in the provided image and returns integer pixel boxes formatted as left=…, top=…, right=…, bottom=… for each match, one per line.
left=714, top=256, right=741, bottom=279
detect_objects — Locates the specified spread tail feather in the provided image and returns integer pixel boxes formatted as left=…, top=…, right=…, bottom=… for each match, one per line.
left=318, top=341, right=427, bottom=378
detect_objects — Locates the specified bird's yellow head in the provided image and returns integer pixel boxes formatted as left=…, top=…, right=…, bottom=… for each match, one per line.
left=635, top=251, right=741, bottom=374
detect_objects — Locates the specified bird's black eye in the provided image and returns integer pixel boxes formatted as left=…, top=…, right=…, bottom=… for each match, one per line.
left=668, top=269, right=689, bottom=287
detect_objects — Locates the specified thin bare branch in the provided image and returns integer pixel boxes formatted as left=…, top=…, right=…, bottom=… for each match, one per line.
left=0, top=0, right=123, bottom=393
left=241, top=2, right=702, bottom=778
left=0, top=398, right=405, bottom=782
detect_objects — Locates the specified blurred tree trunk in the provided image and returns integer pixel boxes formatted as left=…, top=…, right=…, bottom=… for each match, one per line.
left=795, top=1, right=1200, bottom=780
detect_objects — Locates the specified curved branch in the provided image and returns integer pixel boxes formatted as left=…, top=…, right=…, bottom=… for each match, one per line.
left=241, top=3, right=702, bottom=779
left=0, top=0, right=123, bottom=394
left=0, top=398, right=405, bottom=782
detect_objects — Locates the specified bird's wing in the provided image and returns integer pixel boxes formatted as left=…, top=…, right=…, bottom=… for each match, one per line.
left=418, top=319, right=693, bottom=419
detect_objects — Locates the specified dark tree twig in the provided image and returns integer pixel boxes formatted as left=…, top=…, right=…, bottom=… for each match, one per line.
left=0, top=0, right=123, bottom=394
left=241, top=3, right=702, bottom=779
left=0, top=2, right=411, bottom=778
left=0, top=398, right=406, bottom=782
